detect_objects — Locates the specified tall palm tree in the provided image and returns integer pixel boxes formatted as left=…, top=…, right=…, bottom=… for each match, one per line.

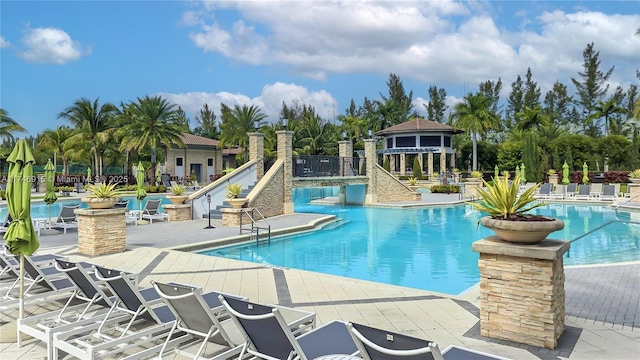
left=589, top=98, right=624, bottom=136
left=0, top=108, right=27, bottom=142
left=452, top=93, right=500, bottom=170
left=515, top=105, right=548, bottom=131
left=117, top=95, right=185, bottom=179
left=58, top=98, right=118, bottom=176
left=219, top=104, right=267, bottom=162
left=298, top=113, right=332, bottom=155
left=38, top=126, right=73, bottom=175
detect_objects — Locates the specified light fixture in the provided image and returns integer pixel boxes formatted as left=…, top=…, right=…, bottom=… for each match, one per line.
left=254, top=121, right=260, bottom=131
left=342, top=130, right=347, bottom=140
left=282, top=118, right=288, bottom=129
left=368, top=129, right=373, bottom=138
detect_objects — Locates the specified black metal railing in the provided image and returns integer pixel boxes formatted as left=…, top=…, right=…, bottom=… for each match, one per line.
left=292, top=156, right=364, bottom=177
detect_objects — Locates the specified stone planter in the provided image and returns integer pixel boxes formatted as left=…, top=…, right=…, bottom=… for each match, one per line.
left=630, top=178, right=640, bottom=184
left=480, top=216, right=564, bottom=244
left=226, top=198, right=248, bottom=209
left=166, top=195, right=188, bottom=205
left=81, top=197, right=118, bottom=209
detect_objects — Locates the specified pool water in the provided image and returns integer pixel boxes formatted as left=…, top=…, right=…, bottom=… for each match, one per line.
left=0, top=195, right=170, bottom=220
left=204, top=189, right=640, bottom=295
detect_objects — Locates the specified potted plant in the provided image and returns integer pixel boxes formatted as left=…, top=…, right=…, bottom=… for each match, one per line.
left=629, top=169, right=640, bottom=183
left=468, top=174, right=564, bottom=244
left=225, top=182, right=247, bottom=209
left=465, top=171, right=483, bottom=182
left=166, top=183, right=188, bottom=204
left=81, top=182, right=121, bottom=209
left=407, top=177, right=419, bottom=190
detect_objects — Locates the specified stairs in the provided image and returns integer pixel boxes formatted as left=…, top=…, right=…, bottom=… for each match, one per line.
left=203, top=183, right=255, bottom=219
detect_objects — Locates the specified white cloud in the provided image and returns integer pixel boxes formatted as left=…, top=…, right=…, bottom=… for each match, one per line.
left=19, top=27, right=90, bottom=64
left=184, top=1, right=639, bottom=96
left=0, top=36, right=10, bottom=48
left=157, top=82, right=337, bottom=127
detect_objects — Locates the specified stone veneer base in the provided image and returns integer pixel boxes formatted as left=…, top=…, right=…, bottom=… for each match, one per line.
left=76, top=208, right=127, bottom=256
left=164, top=203, right=192, bottom=221
left=472, top=236, right=570, bottom=349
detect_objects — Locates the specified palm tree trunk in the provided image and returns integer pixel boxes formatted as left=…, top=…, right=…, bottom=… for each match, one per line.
left=472, top=131, right=478, bottom=171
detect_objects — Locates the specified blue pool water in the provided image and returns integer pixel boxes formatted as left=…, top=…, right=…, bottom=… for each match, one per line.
left=202, top=190, right=640, bottom=295
left=0, top=196, right=171, bottom=219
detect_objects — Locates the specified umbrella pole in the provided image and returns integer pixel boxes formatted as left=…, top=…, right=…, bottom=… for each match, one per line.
left=140, top=202, right=143, bottom=221
left=19, top=255, right=24, bottom=320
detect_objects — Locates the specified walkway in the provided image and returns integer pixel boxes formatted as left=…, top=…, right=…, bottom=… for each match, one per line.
left=1, top=195, right=639, bottom=359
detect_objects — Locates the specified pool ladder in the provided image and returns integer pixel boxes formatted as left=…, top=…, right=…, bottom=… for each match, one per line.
left=239, top=208, right=271, bottom=244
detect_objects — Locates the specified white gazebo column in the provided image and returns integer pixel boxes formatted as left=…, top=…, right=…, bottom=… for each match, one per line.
left=417, top=153, right=423, bottom=175
left=400, top=153, right=406, bottom=176
left=428, top=152, right=434, bottom=180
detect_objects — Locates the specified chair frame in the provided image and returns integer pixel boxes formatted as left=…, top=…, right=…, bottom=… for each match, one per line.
left=141, top=199, right=170, bottom=223
left=51, top=204, right=80, bottom=234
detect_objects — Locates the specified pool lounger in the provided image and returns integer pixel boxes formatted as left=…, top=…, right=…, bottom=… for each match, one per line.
left=348, top=322, right=512, bottom=360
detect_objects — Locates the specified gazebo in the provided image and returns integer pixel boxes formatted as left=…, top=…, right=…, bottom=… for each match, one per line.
left=375, top=118, right=463, bottom=178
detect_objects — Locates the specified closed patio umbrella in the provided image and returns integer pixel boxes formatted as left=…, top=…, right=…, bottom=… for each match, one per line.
left=87, top=167, right=92, bottom=183
left=520, top=163, right=526, bottom=183
left=43, top=159, right=57, bottom=224
left=136, top=162, right=147, bottom=220
left=515, top=165, right=520, bottom=180
left=494, top=165, right=499, bottom=179
left=582, top=162, right=589, bottom=184
left=3, top=139, right=39, bottom=319
left=562, top=161, right=570, bottom=184
left=156, top=166, right=162, bottom=185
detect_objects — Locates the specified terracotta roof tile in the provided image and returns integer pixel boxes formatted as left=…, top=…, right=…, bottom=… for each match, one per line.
left=179, top=133, right=220, bottom=147
left=375, top=118, right=463, bottom=135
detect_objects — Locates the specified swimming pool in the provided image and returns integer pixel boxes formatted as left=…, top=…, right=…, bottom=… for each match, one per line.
left=201, top=191, right=640, bottom=295
left=0, top=195, right=171, bottom=220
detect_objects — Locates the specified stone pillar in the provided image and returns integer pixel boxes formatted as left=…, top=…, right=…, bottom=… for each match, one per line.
left=221, top=208, right=253, bottom=227
left=358, top=152, right=366, bottom=176
left=364, top=139, right=377, bottom=204
left=428, top=152, right=434, bottom=180
left=338, top=185, right=346, bottom=204
left=451, top=152, right=456, bottom=170
left=277, top=130, right=294, bottom=214
left=463, top=180, right=482, bottom=199
left=440, top=148, right=446, bottom=173
left=163, top=203, right=191, bottom=221
left=76, top=208, right=127, bottom=256
left=400, top=153, right=406, bottom=176
left=249, top=132, right=265, bottom=181
left=338, top=140, right=353, bottom=176
left=548, top=174, right=559, bottom=186
left=417, top=153, right=423, bottom=174
left=629, top=183, right=640, bottom=199
left=390, top=154, right=396, bottom=174
left=472, top=237, right=570, bottom=349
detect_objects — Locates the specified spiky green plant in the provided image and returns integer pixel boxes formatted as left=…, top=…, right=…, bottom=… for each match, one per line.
left=170, top=183, right=186, bottom=195
left=86, top=182, right=121, bottom=198
left=407, top=177, right=418, bottom=186
left=468, top=174, right=545, bottom=219
left=629, top=169, right=640, bottom=178
left=225, top=182, right=243, bottom=199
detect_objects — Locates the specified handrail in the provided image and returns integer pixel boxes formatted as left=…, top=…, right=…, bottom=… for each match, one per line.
left=611, top=192, right=640, bottom=215
left=239, top=208, right=271, bottom=244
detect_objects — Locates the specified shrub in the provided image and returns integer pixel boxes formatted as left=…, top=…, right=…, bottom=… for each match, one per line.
left=383, top=157, right=390, bottom=172
left=430, top=184, right=461, bottom=193
left=630, top=169, right=640, bottom=178
left=407, top=177, right=418, bottom=186
left=412, top=157, right=422, bottom=178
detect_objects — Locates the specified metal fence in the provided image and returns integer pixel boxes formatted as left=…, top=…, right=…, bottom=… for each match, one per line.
left=292, top=156, right=364, bottom=177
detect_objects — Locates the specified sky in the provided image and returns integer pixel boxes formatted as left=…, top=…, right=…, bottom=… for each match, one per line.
left=1, top=0, right=639, bottom=136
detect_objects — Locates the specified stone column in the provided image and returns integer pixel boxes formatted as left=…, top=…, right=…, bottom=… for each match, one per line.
left=338, top=185, right=346, bottom=204
left=399, top=153, right=406, bottom=176
left=417, top=153, right=423, bottom=175
left=428, top=152, right=434, bottom=180
left=358, top=151, right=366, bottom=176
left=277, top=130, right=294, bottom=214
left=163, top=203, right=192, bottom=221
left=76, top=208, right=127, bottom=256
left=629, top=183, right=640, bottom=199
left=472, top=237, right=570, bottom=349
left=440, top=148, right=446, bottom=173
left=390, top=154, right=396, bottom=174
left=338, top=140, right=353, bottom=176
left=364, top=139, right=377, bottom=204
left=451, top=151, right=456, bottom=170
left=463, top=180, right=482, bottom=199
left=249, top=132, right=265, bottom=181
left=548, top=174, right=559, bottom=186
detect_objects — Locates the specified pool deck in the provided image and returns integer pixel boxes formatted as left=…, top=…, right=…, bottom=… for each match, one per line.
left=1, top=194, right=639, bottom=359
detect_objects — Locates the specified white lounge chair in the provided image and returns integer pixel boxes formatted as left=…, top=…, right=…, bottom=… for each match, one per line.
left=574, top=184, right=591, bottom=200
left=565, top=183, right=578, bottom=197
left=51, top=204, right=80, bottom=234
left=141, top=199, right=170, bottom=223
left=600, top=185, right=617, bottom=201
left=535, top=183, right=552, bottom=199
left=550, top=184, right=567, bottom=199
left=347, top=322, right=511, bottom=360
left=589, top=183, right=603, bottom=199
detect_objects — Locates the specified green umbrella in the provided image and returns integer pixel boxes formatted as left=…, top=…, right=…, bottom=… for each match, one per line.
left=582, top=162, right=589, bottom=184
left=87, top=167, right=91, bottom=184
left=562, top=161, right=570, bottom=184
left=136, top=162, right=147, bottom=220
left=494, top=165, right=499, bottom=179
left=4, top=139, right=39, bottom=319
left=156, top=166, right=162, bottom=185
left=44, top=159, right=57, bottom=225
left=520, top=163, right=526, bottom=183
left=515, top=165, right=520, bottom=180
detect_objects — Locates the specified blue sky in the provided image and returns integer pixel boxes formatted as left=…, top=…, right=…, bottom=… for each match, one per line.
left=1, top=0, right=639, bottom=136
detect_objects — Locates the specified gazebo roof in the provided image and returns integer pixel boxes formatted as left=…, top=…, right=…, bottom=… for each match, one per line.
left=375, top=118, right=463, bottom=135
left=179, top=133, right=220, bottom=147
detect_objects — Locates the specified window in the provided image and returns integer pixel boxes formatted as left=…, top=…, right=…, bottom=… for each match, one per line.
left=420, top=136, right=440, bottom=147
left=444, top=136, right=451, bottom=147
left=395, top=136, right=416, bottom=148
left=176, top=158, right=183, bottom=166
left=387, top=138, right=393, bottom=149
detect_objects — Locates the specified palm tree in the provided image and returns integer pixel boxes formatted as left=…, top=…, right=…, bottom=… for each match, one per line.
left=38, top=126, right=73, bottom=175
left=298, top=113, right=333, bottom=155
left=0, top=108, right=27, bottom=142
left=452, top=93, right=500, bottom=170
left=58, top=98, right=118, bottom=176
left=589, top=98, right=624, bottom=136
left=117, top=95, right=185, bottom=179
left=219, top=104, right=267, bottom=162
left=515, top=105, right=548, bottom=131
